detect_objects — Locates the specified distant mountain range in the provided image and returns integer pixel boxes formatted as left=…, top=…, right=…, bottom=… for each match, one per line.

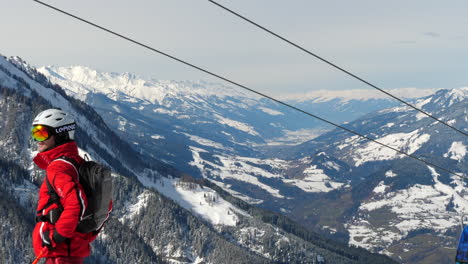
left=278, top=87, right=440, bottom=102
left=0, top=54, right=398, bottom=263
left=37, top=65, right=439, bottom=172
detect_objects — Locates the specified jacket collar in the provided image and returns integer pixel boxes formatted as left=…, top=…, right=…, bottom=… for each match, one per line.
left=33, top=141, right=79, bottom=170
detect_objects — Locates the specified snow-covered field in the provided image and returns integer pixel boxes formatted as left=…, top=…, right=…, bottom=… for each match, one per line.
left=346, top=167, right=468, bottom=252
left=189, top=146, right=285, bottom=199
left=137, top=175, right=248, bottom=227
left=338, top=129, right=431, bottom=166
left=265, top=128, right=330, bottom=146
left=444, top=141, right=467, bottom=162
left=189, top=146, right=346, bottom=201
left=283, top=165, right=344, bottom=193
left=214, top=114, right=260, bottom=137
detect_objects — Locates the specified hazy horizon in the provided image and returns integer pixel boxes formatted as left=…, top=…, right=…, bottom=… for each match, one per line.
left=2, top=0, right=468, bottom=96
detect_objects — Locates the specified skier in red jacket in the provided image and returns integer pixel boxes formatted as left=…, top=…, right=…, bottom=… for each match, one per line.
left=31, top=109, right=98, bottom=264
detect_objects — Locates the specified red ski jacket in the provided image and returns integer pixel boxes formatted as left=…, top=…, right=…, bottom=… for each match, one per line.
left=33, top=142, right=98, bottom=258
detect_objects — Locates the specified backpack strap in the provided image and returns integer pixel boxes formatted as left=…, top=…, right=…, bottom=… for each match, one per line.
left=36, top=175, right=64, bottom=223
left=54, top=156, right=80, bottom=179
left=44, top=156, right=80, bottom=196
left=45, top=177, right=60, bottom=203
left=36, top=177, right=62, bottom=215
left=36, top=156, right=81, bottom=224
left=54, top=156, right=87, bottom=223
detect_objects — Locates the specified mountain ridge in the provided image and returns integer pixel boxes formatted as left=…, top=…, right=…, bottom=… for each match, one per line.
left=39, top=65, right=443, bottom=104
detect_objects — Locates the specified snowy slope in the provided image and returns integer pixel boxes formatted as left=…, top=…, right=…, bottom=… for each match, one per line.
left=284, top=87, right=467, bottom=263
left=188, top=145, right=349, bottom=205
left=138, top=175, right=247, bottom=227
left=347, top=167, right=468, bottom=251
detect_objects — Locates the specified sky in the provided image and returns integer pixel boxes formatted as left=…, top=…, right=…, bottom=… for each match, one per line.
left=2, top=0, right=468, bottom=96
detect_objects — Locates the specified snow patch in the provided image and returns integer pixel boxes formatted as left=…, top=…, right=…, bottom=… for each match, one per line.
left=444, top=141, right=466, bottom=162
left=119, top=191, right=152, bottom=223
left=385, top=170, right=397, bottom=178
left=415, top=112, right=428, bottom=121
left=323, top=161, right=341, bottom=171
left=283, top=165, right=344, bottom=193
left=266, top=128, right=328, bottom=146
left=153, top=108, right=181, bottom=116
left=447, top=119, right=456, bottom=125
left=188, top=147, right=286, bottom=199
left=414, top=97, right=432, bottom=109
left=347, top=166, right=468, bottom=252
left=258, top=107, right=283, bottom=116
left=209, top=180, right=264, bottom=204
left=151, top=134, right=165, bottom=140
left=214, top=114, right=259, bottom=136
left=112, top=105, right=120, bottom=113
left=181, top=133, right=230, bottom=150
left=138, top=176, right=245, bottom=226
left=353, top=130, right=431, bottom=166
left=373, top=181, right=387, bottom=194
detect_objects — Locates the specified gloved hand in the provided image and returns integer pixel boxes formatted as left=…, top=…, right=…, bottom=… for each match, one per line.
left=42, top=229, right=68, bottom=249
left=41, top=230, right=57, bottom=249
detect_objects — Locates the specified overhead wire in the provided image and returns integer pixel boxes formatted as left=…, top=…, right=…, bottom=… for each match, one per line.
left=207, top=0, right=468, bottom=138
left=32, top=0, right=466, bottom=180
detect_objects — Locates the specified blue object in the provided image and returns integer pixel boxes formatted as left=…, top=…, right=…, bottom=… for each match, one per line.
left=455, top=226, right=468, bottom=263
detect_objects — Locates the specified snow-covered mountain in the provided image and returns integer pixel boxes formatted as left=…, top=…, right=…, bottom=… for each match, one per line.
left=38, top=65, right=438, bottom=145
left=279, top=87, right=441, bottom=102
left=281, top=87, right=467, bottom=263
left=0, top=54, right=396, bottom=263
left=35, top=63, right=467, bottom=263
left=38, top=65, right=439, bottom=176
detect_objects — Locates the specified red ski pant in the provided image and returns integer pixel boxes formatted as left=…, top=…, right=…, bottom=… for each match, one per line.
left=45, top=256, right=84, bottom=264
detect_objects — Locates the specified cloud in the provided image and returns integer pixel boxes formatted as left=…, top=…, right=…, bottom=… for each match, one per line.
left=423, top=32, right=441, bottom=38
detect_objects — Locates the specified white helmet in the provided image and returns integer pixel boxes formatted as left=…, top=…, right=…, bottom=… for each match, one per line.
left=32, top=108, right=76, bottom=140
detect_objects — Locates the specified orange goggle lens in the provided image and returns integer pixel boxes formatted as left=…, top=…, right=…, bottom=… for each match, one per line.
left=31, top=125, right=50, bottom=142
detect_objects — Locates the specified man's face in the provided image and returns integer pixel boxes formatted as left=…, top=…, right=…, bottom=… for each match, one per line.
left=37, top=135, right=56, bottom=153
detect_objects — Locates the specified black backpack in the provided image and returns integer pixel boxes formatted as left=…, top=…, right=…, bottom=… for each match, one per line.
left=46, top=156, right=113, bottom=233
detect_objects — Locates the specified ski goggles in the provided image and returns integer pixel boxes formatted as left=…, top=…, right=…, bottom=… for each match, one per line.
left=31, top=125, right=51, bottom=142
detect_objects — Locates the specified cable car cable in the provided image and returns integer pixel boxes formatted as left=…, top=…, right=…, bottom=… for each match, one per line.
left=207, top=0, right=468, bottom=138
